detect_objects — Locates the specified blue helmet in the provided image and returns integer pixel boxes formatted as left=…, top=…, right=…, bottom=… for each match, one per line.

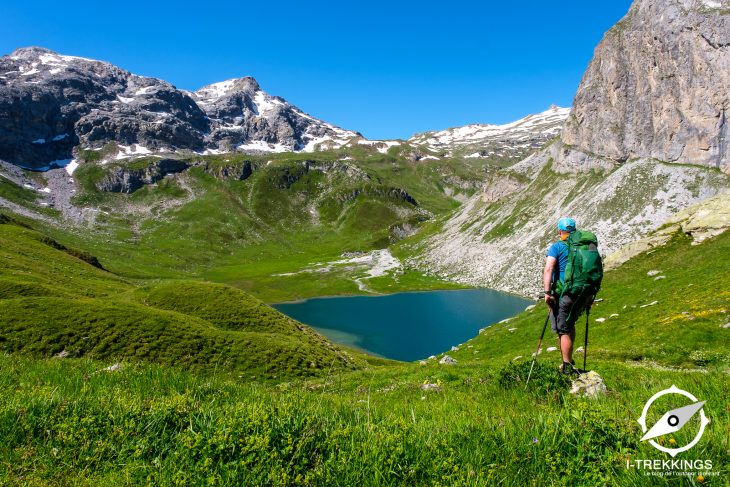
left=557, top=217, right=576, bottom=232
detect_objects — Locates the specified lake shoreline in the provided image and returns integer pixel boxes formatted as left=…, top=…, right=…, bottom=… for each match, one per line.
left=273, top=288, right=532, bottom=361
left=269, top=285, right=531, bottom=306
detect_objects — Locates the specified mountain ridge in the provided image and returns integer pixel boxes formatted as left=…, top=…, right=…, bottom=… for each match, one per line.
left=1, top=46, right=571, bottom=174
left=408, top=105, right=569, bottom=162
left=0, top=47, right=361, bottom=169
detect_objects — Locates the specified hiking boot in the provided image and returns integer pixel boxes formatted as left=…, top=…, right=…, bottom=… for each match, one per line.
left=569, top=359, right=588, bottom=374
left=561, top=362, right=579, bottom=375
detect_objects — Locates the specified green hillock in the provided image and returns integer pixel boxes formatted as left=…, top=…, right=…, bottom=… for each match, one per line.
left=0, top=217, right=361, bottom=380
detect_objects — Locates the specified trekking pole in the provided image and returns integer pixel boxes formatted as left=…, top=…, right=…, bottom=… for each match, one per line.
left=583, top=305, right=590, bottom=371
left=525, top=310, right=551, bottom=388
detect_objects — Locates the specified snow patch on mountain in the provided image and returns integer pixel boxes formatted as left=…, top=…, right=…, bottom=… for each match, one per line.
left=409, top=105, right=569, bottom=159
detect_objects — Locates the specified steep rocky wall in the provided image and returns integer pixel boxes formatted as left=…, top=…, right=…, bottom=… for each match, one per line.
left=562, top=0, right=730, bottom=173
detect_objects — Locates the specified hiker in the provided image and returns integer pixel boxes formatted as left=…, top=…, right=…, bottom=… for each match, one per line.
left=543, top=217, right=596, bottom=374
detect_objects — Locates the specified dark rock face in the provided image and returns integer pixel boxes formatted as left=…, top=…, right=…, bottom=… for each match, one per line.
left=199, top=161, right=254, bottom=181
left=267, top=160, right=372, bottom=190
left=97, top=159, right=189, bottom=193
left=335, top=186, right=418, bottom=206
left=0, top=47, right=359, bottom=170
left=562, top=0, right=730, bottom=173
left=0, top=48, right=209, bottom=169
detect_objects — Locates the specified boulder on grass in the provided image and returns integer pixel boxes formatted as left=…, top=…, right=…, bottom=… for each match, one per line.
left=570, top=371, right=606, bottom=398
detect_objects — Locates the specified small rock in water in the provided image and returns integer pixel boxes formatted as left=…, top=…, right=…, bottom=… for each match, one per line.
left=439, top=355, right=457, bottom=365
left=654, top=275, right=666, bottom=281
left=451, top=346, right=460, bottom=352
left=546, top=347, right=557, bottom=352
left=640, top=300, right=659, bottom=308
left=570, top=371, right=607, bottom=398
left=647, top=270, right=661, bottom=277
left=595, top=317, right=606, bottom=323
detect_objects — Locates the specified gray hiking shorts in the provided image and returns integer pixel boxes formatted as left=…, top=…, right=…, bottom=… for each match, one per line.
left=549, top=293, right=591, bottom=335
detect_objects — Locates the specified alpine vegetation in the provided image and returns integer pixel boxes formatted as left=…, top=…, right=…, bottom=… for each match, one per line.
left=0, top=0, right=729, bottom=484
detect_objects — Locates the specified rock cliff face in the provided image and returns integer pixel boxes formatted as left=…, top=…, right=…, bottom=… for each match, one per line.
left=96, top=159, right=190, bottom=193
left=0, top=47, right=359, bottom=170
left=562, top=0, right=730, bottom=173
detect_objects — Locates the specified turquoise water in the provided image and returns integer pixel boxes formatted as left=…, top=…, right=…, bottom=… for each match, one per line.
left=273, top=289, right=531, bottom=361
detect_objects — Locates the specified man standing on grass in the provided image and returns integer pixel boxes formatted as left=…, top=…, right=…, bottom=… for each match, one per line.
left=543, top=217, right=592, bottom=375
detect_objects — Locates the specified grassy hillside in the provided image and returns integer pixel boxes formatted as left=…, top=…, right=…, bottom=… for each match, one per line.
left=454, top=229, right=730, bottom=368
left=0, top=217, right=363, bottom=380
left=0, top=214, right=727, bottom=484
left=29, top=150, right=481, bottom=302
left=405, top=152, right=730, bottom=296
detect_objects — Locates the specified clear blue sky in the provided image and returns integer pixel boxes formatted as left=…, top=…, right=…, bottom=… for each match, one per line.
left=1, top=0, right=632, bottom=140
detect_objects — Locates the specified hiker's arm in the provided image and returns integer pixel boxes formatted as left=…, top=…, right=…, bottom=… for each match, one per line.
left=543, top=257, right=556, bottom=304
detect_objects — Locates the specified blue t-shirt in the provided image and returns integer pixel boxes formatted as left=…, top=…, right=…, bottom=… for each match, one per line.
left=546, top=240, right=568, bottom=285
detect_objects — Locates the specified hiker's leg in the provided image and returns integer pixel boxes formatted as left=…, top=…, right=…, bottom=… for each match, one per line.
left=565, top=294, right=592, bottom=368
left=557, top=294, right=575, bottom=364
left=560, top=328, right=575, bottom=363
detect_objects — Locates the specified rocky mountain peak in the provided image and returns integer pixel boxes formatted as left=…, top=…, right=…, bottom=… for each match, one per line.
left=561, top=0, right=730, bottom=173
left=5, top=46, right=120, bottom=75
left=0, top=48, right=360, bottom=169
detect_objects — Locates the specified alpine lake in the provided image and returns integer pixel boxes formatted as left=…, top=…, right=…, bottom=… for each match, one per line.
left=273, top=289, right=532, bottom=362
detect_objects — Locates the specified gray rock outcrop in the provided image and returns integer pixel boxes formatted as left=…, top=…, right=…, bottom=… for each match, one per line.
left=570, top=371, right=607, bottom=398
left=439, top=355, right=457, bottom=365
left=96, top=158, right=190, bottom=193
left=604, top=190, right=730, bottom=269
left=562, top=0, right=730, bottom=173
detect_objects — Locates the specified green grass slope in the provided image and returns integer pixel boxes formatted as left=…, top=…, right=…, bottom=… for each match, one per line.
left=0, top=217, right=362, bottom=380
left=3, top=146, right=510, bottom=302
left=0, top=216, right=727, bottom=485
left=455, top=230, right=730, bottom=369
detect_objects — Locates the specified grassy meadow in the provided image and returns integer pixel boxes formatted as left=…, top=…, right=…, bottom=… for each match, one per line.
left=0, top=207, right=728, bottom=484
left=0, top=144, right=728, bottom=485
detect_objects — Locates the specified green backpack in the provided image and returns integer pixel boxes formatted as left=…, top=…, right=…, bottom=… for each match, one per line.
left=560, top=229, right=603, bottom=300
